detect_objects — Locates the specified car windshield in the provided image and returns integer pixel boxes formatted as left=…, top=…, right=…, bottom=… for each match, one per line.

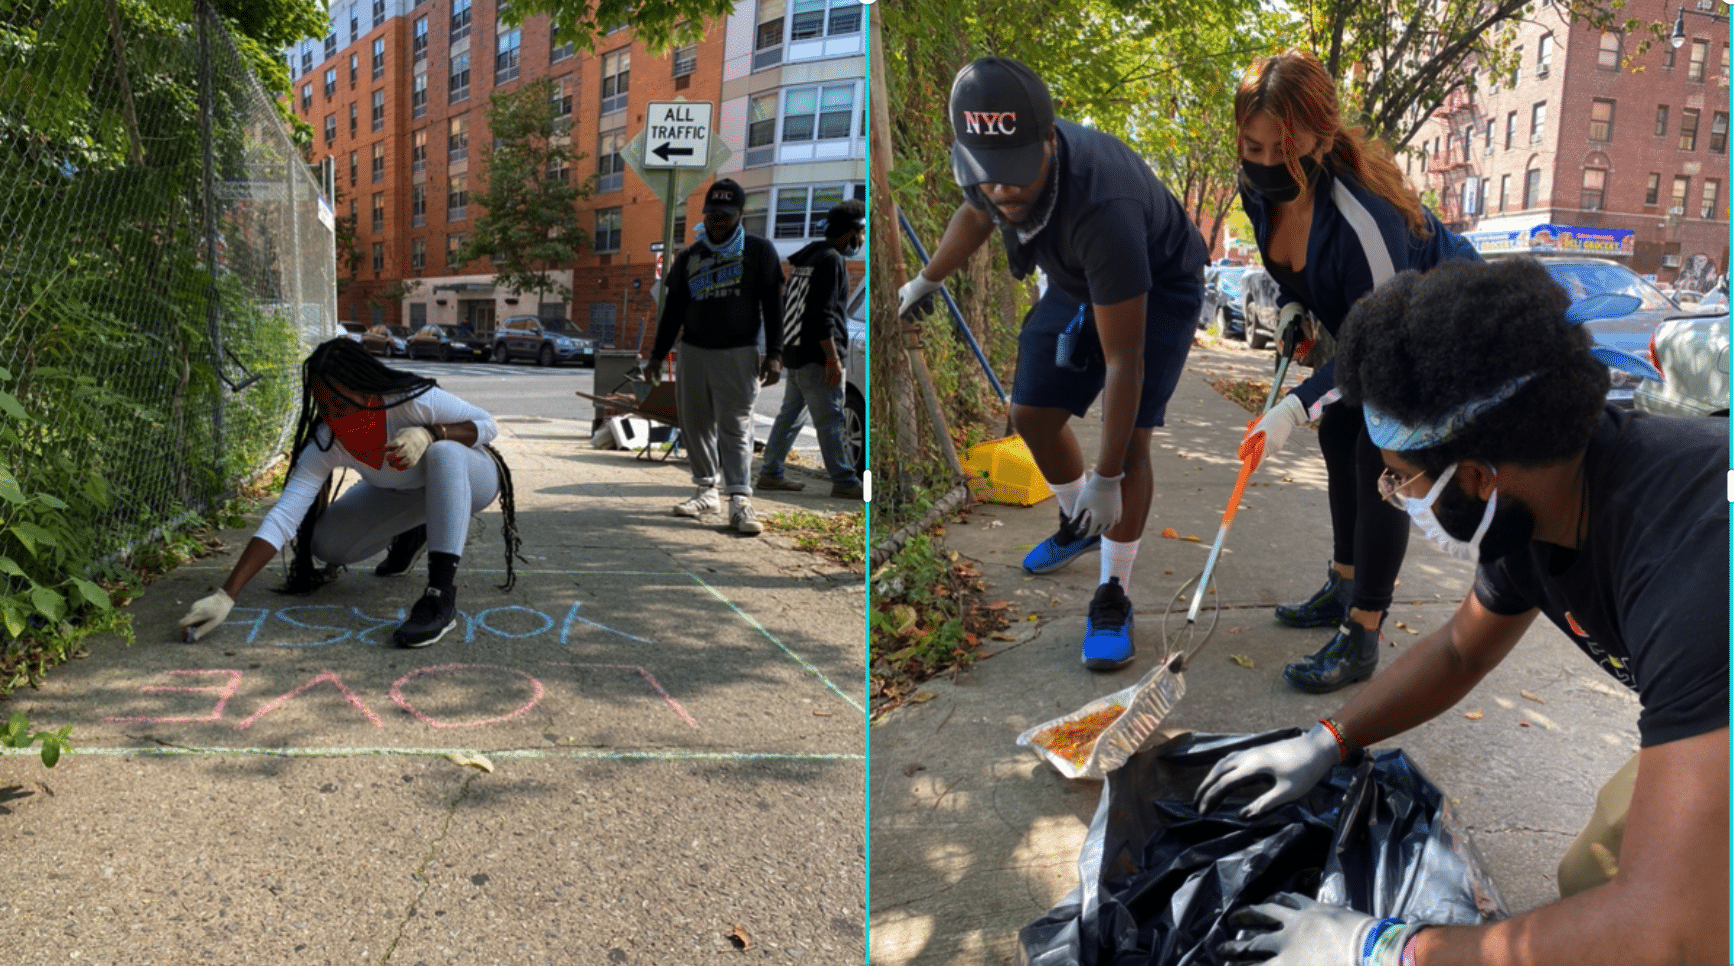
left=1218, top=268, right=1245, bottom=293
left=539, top=318, right=585, bottom=337
left=1541, top=262, right=1677, bottom=313
left=435, top=326, right=464, bottom=337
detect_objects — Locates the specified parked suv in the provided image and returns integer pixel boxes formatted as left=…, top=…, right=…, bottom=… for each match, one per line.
left=491, top=315, right=597, bottom=367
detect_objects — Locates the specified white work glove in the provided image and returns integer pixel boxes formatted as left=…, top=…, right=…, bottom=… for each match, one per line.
left=1275, top=301, right=1306, bottom=354
left=897, top=273, right=943, bottom=318
left=1218, top=893, right=1420, bottom=966
left=1243, top=393, right=1309, bottom=459
left=386, top=426, right=435, bottom=470
left=1071, top=470, right=1124, bottom=538
left=1195, top=724, right=1341, bottom=818
left=177, top=589, right=234, bottom=642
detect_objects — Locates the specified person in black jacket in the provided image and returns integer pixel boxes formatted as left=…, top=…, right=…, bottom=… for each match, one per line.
left=756, top=199, right=865, bottom=500
left=646, top=178, right=784, bottom=536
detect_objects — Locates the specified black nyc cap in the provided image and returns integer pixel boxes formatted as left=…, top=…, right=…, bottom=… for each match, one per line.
left=948, top=57, right=1054, bottom=188
left=702, top=178, right=745, bottom=214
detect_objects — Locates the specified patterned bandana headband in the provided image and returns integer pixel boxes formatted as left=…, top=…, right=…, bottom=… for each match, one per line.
left=1364, top=293, right=1664, bottom=451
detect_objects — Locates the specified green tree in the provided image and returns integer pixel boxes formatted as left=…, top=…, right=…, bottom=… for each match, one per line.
left=455, top=78, right=588, bottom=302
left=502, top=0, right=715, bottom=54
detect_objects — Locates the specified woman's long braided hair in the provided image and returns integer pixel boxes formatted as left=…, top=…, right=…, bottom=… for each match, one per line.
left=276, top=337, right=523, bottom=594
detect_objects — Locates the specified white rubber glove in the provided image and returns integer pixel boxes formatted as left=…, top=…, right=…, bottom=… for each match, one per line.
left=1275, top=301, right=1306, bottom=352
left=1195, top=723, right=1341, bottom=818
left=897, top=273, right=943, bottom=318
left=177, top=589, right=234, bottom=642
left=1071, top=470, right=1124, bottom=538
left=1244, top=393, right=1309, bottom=459
left=387, top=426, right=435, bottom=470
left=1218, top=893, right=1417, bottom=966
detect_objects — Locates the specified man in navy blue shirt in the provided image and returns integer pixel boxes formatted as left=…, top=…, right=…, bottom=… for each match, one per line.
left=898, top=57, right=1208, bottom=671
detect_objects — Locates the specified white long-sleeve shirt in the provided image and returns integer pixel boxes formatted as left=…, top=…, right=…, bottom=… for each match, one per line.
left=254, top=387, right=497, bottom=550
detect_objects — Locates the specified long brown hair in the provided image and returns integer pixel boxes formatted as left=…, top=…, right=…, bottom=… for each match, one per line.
left=1235, top=49, right=1430, bottom=235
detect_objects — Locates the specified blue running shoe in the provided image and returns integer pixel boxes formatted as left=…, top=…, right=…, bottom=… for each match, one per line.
left=1022, top=511, right=1101, bottom=575
left=1081, top=578, right=1135, bottom=670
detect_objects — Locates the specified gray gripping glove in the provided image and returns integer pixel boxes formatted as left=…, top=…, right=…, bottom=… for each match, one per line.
left=177, top=589, right=234, bottom=642
left=1072, top=470, right=1124, bottom=538
left=1219, top=893, right=1413, bottom=966
left=897, top=274, right=942, bottom=319
left=1194, top=723, right=1341, bottom=818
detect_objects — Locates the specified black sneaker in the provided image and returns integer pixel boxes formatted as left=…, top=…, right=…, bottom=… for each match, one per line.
left=1081, top=578, right=1135, bottom=671
left=394, top=586, right=456, bottom=649
left=375, top=524, right=428, bottom=577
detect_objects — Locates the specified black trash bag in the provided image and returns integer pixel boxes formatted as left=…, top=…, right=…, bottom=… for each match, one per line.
left=1019, top=730, right=1507, bottom=966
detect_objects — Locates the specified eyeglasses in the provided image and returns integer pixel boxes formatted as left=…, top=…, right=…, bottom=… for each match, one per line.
left=1377, top=468, right=1427, bottom=509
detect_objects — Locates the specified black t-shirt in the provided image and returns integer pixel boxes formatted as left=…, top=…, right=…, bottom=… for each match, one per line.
left=962, top=118, right=1206, bottom=311
left=780, top=240, right=848, bottom=369
left=1473, top=407, right=1729, bottom=747
left=650, top=233, right=785, bottom=361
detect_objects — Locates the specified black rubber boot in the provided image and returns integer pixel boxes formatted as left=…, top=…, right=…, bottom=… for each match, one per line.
left=1274, top=562, right=1353, bottom=628
left=1282, top=619, right=1381, bottom=694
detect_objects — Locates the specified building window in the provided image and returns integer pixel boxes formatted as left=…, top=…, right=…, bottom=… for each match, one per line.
left=1483, top=119, right=1494, bottom=155
left=672, top=41, right=697, bottom=77
left=1688, top=39, right=1708, bottom=82
left=450, top=53, right=470, bottom=104
left=551, top=28, right=573, bottom=63
left=371, top=242, right=384, bottom=272
left=324, top=114, right=336, bottom=144
left=372, top=192, right=385, bottom=233
left=448, top=114, right=469, bottom=164
left=1597, top=31, right=1620, bottom=70
left=301, top=49, right=312, bottom=75
left=1702, top=179, right=1721, bottom=219
left=1712, top=112, right=1728, bottom=154
left=754, top=0, right=785, bottom=69
left=1508, top=46, right=1522, bottom=87
left=784, top=84, right=857, bottom=144
left=349, top=6, right=359, bottom=43
left=1529, top=102, right=1546, bottom=143
left=1671, top=175, right=1690, bottom=214
left=451, top=0, right=472, bottom=43
left=1537, top=33, right=1553, bottom=76
left=552, top=78, right=574, bottom=133
left=594, top=207, right=622, bottom=252
left=546, top=154, right=569, bottom=184
left=324, top=67, right=336, bottom=99
left=1723, top=43, right=1729, bottom=86
left=412, top=184, right=426, bottom=227
left=772, top=184, right=852, bottom=239
left=447, top=232, right=466, bottom=267
left=741, top=190, right=769, bottom=236
left=411, top=128, right=427, bottom=172
left=1644, top=173, right=1661, bottom=205
left=1522, top=168, right=1541, bottom=209
left=496, top=27, right=521, bottom=84
left=448, top=175, right=468, bottom=221
left=1460, top=179, right=1476, bottom=216
left=1655, top=105, right=1669, bottom=136
left=412, top=73, right=428, bottom=118
left=302, top=83, right=312, bottom=111
left=413, top=17, right=428, bottom=62
left=1480, top=177, right=1491, bottom=214
left=372, top=0, right=385, bottom=27
left=349, top=103, right=358, bottom=135
left=324, top=32, right=337, bottom=61
left=1589, top=99, right=1615, bottom=142
left=601, top=48, right=629, bottom=115
left=350, top=53, right=359, bottom=85
left=1680, top=108, right=1700, bottom=151
left=1580, top=169, right=1605, bottom=210
left=371, top=142, right=385, bottom=182
left=597, top=128, right=626, bottom=193
left=371, top=89, right=385, bottom=131
left=1505, top=112, right=1515, bottom=150
left=348, top=150, right=358, bottom=186
left=411, top=237, right=426, bottom=271
left=372, top=38, right=385, bottom=80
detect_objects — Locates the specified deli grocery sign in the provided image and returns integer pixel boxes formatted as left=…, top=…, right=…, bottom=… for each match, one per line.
left=1465, top=224, right=1637, bottom=257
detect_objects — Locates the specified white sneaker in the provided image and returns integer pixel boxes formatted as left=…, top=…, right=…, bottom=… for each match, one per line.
left=730, top=496, right=763, bottom=535
left=673, top=487, right=720, bottom=517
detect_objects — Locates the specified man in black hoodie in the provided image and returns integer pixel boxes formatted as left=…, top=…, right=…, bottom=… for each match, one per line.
left=647, top=178, right=785, bottom=536
left=757, top=199, right=865, bottom=500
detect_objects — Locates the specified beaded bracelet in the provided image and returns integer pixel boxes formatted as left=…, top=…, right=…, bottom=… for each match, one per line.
left=1360, top=917, right=1404, bottom=963
left=1319, top=716, right=1350, bottom=761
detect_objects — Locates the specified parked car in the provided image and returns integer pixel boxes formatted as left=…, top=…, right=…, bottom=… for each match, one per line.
left=1239, top=266, right=1281, bottom=349
left=1686, top=278, right=1728, bottom=316
left=1635, top=314, right=1729, bottom=418
left=339, top=321, right=367, bottom=344
left=491, top=315, right=597, bottom=366
left=406, top=324, right=488, bottom=362
left=1200, top=265, right=1248, bottom=337
left=845, top=281, right=866, bottom=473
left=362, top=323, right=409, bottom=357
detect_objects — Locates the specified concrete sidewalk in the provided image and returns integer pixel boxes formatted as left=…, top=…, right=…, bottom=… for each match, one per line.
left=2, top=418, right=865, bottom=964
left=869, top=340, right=1640, bottom=966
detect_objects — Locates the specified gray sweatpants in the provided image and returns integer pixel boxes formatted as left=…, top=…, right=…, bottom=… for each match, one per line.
left=310, top=440, right=500, bottom=564
left=675, top=343, right=761, bottom=496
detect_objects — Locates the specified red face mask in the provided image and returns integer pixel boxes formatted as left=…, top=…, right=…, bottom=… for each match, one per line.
left=325, top=394, right=388, bottom=469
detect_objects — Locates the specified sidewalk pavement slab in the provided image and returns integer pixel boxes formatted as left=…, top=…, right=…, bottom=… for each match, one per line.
left=3, top=418, right=865, bottom=965
left=869, top=339, right=1639, bottom=966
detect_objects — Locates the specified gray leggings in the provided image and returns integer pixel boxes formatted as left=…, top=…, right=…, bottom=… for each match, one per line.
left=310, top=441, right=500, bottom=564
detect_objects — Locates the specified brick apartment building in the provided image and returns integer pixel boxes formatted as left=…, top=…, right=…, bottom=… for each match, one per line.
left=1407, top=0, right=1729, bottom=286
left=285, top=0, right=866, bottom=351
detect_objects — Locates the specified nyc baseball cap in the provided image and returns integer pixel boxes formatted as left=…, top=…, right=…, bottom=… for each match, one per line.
left=949, top=57, right=1054, bottom=188
left=702, top=178, right=745, bottom=214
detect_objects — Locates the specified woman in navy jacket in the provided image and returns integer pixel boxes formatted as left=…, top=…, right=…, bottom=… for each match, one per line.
left=1236, top=49, right=1480, bottom=692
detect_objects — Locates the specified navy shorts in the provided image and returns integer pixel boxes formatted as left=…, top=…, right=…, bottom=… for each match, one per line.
left=1010, top=273, right=1202, bottom=427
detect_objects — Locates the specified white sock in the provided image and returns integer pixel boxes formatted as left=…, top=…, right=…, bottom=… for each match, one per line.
left=1049, top=475, right=1086, bottom=517
left=1100, top=537, right=1141, bottom=586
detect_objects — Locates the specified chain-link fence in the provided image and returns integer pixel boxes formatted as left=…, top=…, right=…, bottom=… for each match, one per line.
left=0, top=0, right=333, bottom=638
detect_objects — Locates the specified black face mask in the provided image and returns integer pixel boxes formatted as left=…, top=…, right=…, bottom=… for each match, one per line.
left=1240, top=154, right=1322, bottom=203
left=1433, top=479, right=1538, bottom=564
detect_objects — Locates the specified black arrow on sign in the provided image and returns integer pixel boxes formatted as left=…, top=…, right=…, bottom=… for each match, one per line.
left=652, top=142, right=695, bottom=161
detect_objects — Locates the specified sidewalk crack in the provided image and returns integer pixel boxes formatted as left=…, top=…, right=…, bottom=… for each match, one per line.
left=380, top=771, right=480, bottom=963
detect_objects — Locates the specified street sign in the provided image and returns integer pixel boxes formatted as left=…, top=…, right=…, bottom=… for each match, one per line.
left=643, top=101, right=713, bottom=170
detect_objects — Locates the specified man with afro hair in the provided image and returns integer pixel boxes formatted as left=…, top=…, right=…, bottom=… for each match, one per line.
left=1198, top=257, right=1727, bottom=966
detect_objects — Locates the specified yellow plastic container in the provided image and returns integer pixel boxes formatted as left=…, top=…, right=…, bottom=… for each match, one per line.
left=962, top=435, right=1054, bottom=507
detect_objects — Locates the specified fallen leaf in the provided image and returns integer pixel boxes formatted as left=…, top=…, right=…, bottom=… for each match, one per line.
left=903, top=764, right=926, bottom=777
left=1226, top=626, right=1243, bottom=634
left=1027, top=614, right=1040, bottom=622
left=728, top=924, right=751, bottom=950
left=1520, top=689, right=1547, bottom=704
left=1163, top=569, right=1174, bottom=575
left=1281, top=477, right=1293, bottom=483
left=1160, top=528, right=1180, bottom=539
left=909, top=691, right=937, bottom=704
left=1049, top=596, right=1063, bottom=607
left=1464, top=710, right=1484, bottom=720
left=812, top=710, right=833, bottom=717
left=1404, top=628, right=1418, bottom=635
left=1519, top=720, right=1531, bottom=727
left=991, top=633, right=1016, bottom=641
left=1393, top=621, right=1408, bottom=629
left=1181, top=535, right=1202, bottom=542
left=1229, top=654, right=1255, bottom=668
left=983, top=600, right=1011, bottom=611
left=445, top=754, right=494, bottom=773
left=1015, top=544, right=1037, bottom=552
